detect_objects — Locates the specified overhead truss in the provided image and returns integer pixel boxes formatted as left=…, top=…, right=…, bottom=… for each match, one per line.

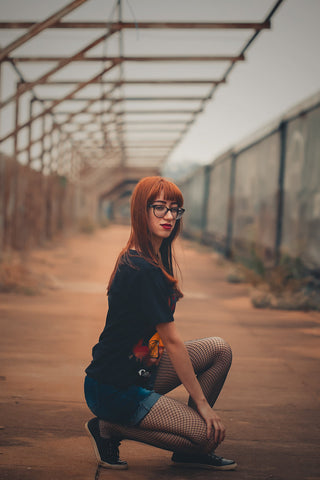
left=0, top=0, right=284, bottom=182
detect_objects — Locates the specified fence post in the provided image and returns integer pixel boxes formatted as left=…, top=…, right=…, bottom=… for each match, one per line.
left=225, top=152, right=237, bottom=258
left=201, top=164, right=211, bottom=239
left=27, top=99, right=35, bottom=166
left=275, top=121, right=287, bottom=265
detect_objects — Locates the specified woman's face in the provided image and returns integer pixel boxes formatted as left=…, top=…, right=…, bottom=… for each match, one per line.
left=147, top=190, right=178, bottom=246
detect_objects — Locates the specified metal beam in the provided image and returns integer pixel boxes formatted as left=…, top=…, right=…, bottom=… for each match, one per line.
left=9, top=55, right=245, bottom=62
left=0, top=63, right=117, bottom=144
left=163, top=0, right=285, bottom=161
left=42, top=96, right=206, bottom=102
left=23, top=79, right=225, bottom=86
left=0, top=21, right=271, bottom=30
left=0, top=0, right=89, bottom=62
left=0, top=29, right=118, bottom=110
left=116, top=109, right=201, bottom=115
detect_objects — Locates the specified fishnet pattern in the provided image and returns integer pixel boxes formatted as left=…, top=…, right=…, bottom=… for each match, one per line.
left=154, top=336, right=232, bottom=408
left=100, top=417, right=200, bottom=454
left=99, top=396, right=215, bottom=454
left=99, top=337, right=232, bottom=454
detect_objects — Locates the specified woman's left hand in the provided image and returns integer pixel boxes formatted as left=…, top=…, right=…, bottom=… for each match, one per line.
left=196, top=400, right=226, bottom=445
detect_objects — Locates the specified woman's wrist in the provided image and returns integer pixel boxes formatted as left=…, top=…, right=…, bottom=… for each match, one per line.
left=195, top=396, right=208, bottom=408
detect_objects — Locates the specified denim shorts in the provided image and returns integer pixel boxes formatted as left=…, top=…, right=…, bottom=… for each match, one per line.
left=84, top=375, right=161, bottom=426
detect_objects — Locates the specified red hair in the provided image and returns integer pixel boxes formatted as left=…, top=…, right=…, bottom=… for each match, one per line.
left=108, top=176, right=183, bottom=298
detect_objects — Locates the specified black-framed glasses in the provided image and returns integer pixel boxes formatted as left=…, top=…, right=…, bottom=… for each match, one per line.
left=148, top=204, right=185, bottom=220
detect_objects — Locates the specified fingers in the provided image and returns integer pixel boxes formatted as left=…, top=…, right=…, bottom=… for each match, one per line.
left=212, top=419, right=226, bottom=445
left=206, top=420, right=213, bottom=440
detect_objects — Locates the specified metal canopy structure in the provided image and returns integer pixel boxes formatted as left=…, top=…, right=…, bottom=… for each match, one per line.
left=0, top=0, right=284, bottom=186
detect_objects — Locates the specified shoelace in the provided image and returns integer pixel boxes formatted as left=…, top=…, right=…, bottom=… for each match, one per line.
left=208, top=452, right=223, bottom=462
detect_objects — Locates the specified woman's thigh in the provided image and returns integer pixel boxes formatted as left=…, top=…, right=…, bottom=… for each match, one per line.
left=153, top=336, right=230, bottom=394
left=139, top=394, right=211, bottom=449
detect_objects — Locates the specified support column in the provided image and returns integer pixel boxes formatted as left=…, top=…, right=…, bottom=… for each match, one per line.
left=0, top=62, right=4, bottom=251
left=14, top=83, right=21, bottom=158
left=201, top=164, right=211, bottom=240
left=275, top=121, right=287, bottom=265
left=225, top=152, right=237, bottom=258
left=40, top=104, right=46, bottom=173
left=26, top=99, right=35, bottom=166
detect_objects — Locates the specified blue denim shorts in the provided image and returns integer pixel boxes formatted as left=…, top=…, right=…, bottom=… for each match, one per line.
left=84, top=375, right=161, bottom=426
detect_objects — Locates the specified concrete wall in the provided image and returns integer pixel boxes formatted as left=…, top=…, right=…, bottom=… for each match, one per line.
left=179, top=91, right=320, bottom=273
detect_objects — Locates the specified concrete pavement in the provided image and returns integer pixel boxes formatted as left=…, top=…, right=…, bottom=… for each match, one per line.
left=1, top=225, right=319, bottom=480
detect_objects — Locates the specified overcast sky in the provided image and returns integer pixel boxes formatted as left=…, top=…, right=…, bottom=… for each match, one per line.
left=0, top=0, right=319, bottom=170
left=169, top=0, right=320, bottom=167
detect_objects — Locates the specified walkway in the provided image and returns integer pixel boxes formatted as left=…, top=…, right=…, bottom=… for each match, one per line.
left=1, top=225, right=319, bottom=480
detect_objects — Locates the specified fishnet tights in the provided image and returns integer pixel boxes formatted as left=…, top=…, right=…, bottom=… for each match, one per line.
left=99, top=337, right=232, bottom=454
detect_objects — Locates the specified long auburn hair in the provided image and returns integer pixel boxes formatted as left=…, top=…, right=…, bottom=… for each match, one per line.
left=107, top=176, right=184, bottom=298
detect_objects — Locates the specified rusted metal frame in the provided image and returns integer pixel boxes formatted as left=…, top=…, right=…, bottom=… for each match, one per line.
left=54, top=83, right=119, bottom=128
left=0, top=57, right=40, bottom=123
left=127, top=156, right=166, bottom=159
left=54, top=127, right=70, bottom=175
left=122, top=128, right=183, bottom=133
left=52, top=88, right=119, bottom=152
left=0, top=21, right=271, bottom=30
left=9, top=55, right=245, bottom=62
left=0, top=0, right=89, bottom=62
left=53, top=113, right=193, bottom=121
left=162, top=0, right=284, bottom=164
left=115, top=0, right=126, bottom=166
left=0, top=62, right=2, bottom=133
left=41, top=96, right=206, bottom=102
left=23, top=79, right=225, bottom=86
left=26, top=99, right=35, bottom=165
left=61, top=118, right=115, bottom=127
left=0, top=29, right=118, bottom=111
left=49, top=125, right=59, bottom=173
left=120, top=120, right=191, bottom=125
left=125, top=145, right=176, bottom=149
left=55, top=129, right=63, bottom=174
left=0, top=62, right=117, bottom=144
left=14, top=83, right=21, bottom=158
left=24, top=118, right=82, bottom=170
left=116, top=109, right=202, bottom=114
left=65, top=129, right=105, bottom=145
left=40, top=105, right=47, bottom=172
left=46, top=123, right=55, bottom=173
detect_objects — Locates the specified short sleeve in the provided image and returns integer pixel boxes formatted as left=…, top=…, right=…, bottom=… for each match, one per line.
left=137, top=265, right=174, bottom=328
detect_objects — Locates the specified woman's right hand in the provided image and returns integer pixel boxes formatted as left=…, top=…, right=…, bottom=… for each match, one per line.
left=196, top=400, right=226, bottom=445
left=156, top=322, right=226, bottom=446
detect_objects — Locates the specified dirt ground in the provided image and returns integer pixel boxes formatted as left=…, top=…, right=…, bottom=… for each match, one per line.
left=0, top=225, right=320, bottom=480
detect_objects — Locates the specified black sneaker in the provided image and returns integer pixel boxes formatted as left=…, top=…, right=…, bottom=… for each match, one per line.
left=85, top=418, right=128, bottom=469
left=171, top=451, right=237, bottom=471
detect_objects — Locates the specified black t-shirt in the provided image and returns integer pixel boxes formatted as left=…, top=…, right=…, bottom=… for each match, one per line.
left=85, top=251, right=176, bottom=388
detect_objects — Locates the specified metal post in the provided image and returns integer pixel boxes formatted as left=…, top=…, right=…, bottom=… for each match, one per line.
left=47, top=123, right=54, bottom=174
left=40, top=104, right=46, bottom=172
left=27, top=99, right=34, bottom=165
left=117, top=0, right=126, bottom=167
left=11, top=83, right=22, bottom=248
left=14, top=83, right=21, bottom=158
left=201, top=164, right=211, bottom=240
left=275, top=121, right=287, bottom=265
left=225, top=153, right=237, bottom=258
left=0, top=62, right=2, bottom=135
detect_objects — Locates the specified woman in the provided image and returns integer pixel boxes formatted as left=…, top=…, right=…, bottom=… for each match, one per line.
left=84, top=176, right=236, bottom=471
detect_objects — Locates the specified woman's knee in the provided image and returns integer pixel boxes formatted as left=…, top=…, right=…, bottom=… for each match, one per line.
left=196, top=434, right=217, bottom=454
left=209, top=337, right=232, bottom=365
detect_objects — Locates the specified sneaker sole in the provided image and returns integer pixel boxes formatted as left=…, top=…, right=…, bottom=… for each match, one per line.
left=172, top=460, right=237, bottom=471
left=85, top=421, right=128, bottom=470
